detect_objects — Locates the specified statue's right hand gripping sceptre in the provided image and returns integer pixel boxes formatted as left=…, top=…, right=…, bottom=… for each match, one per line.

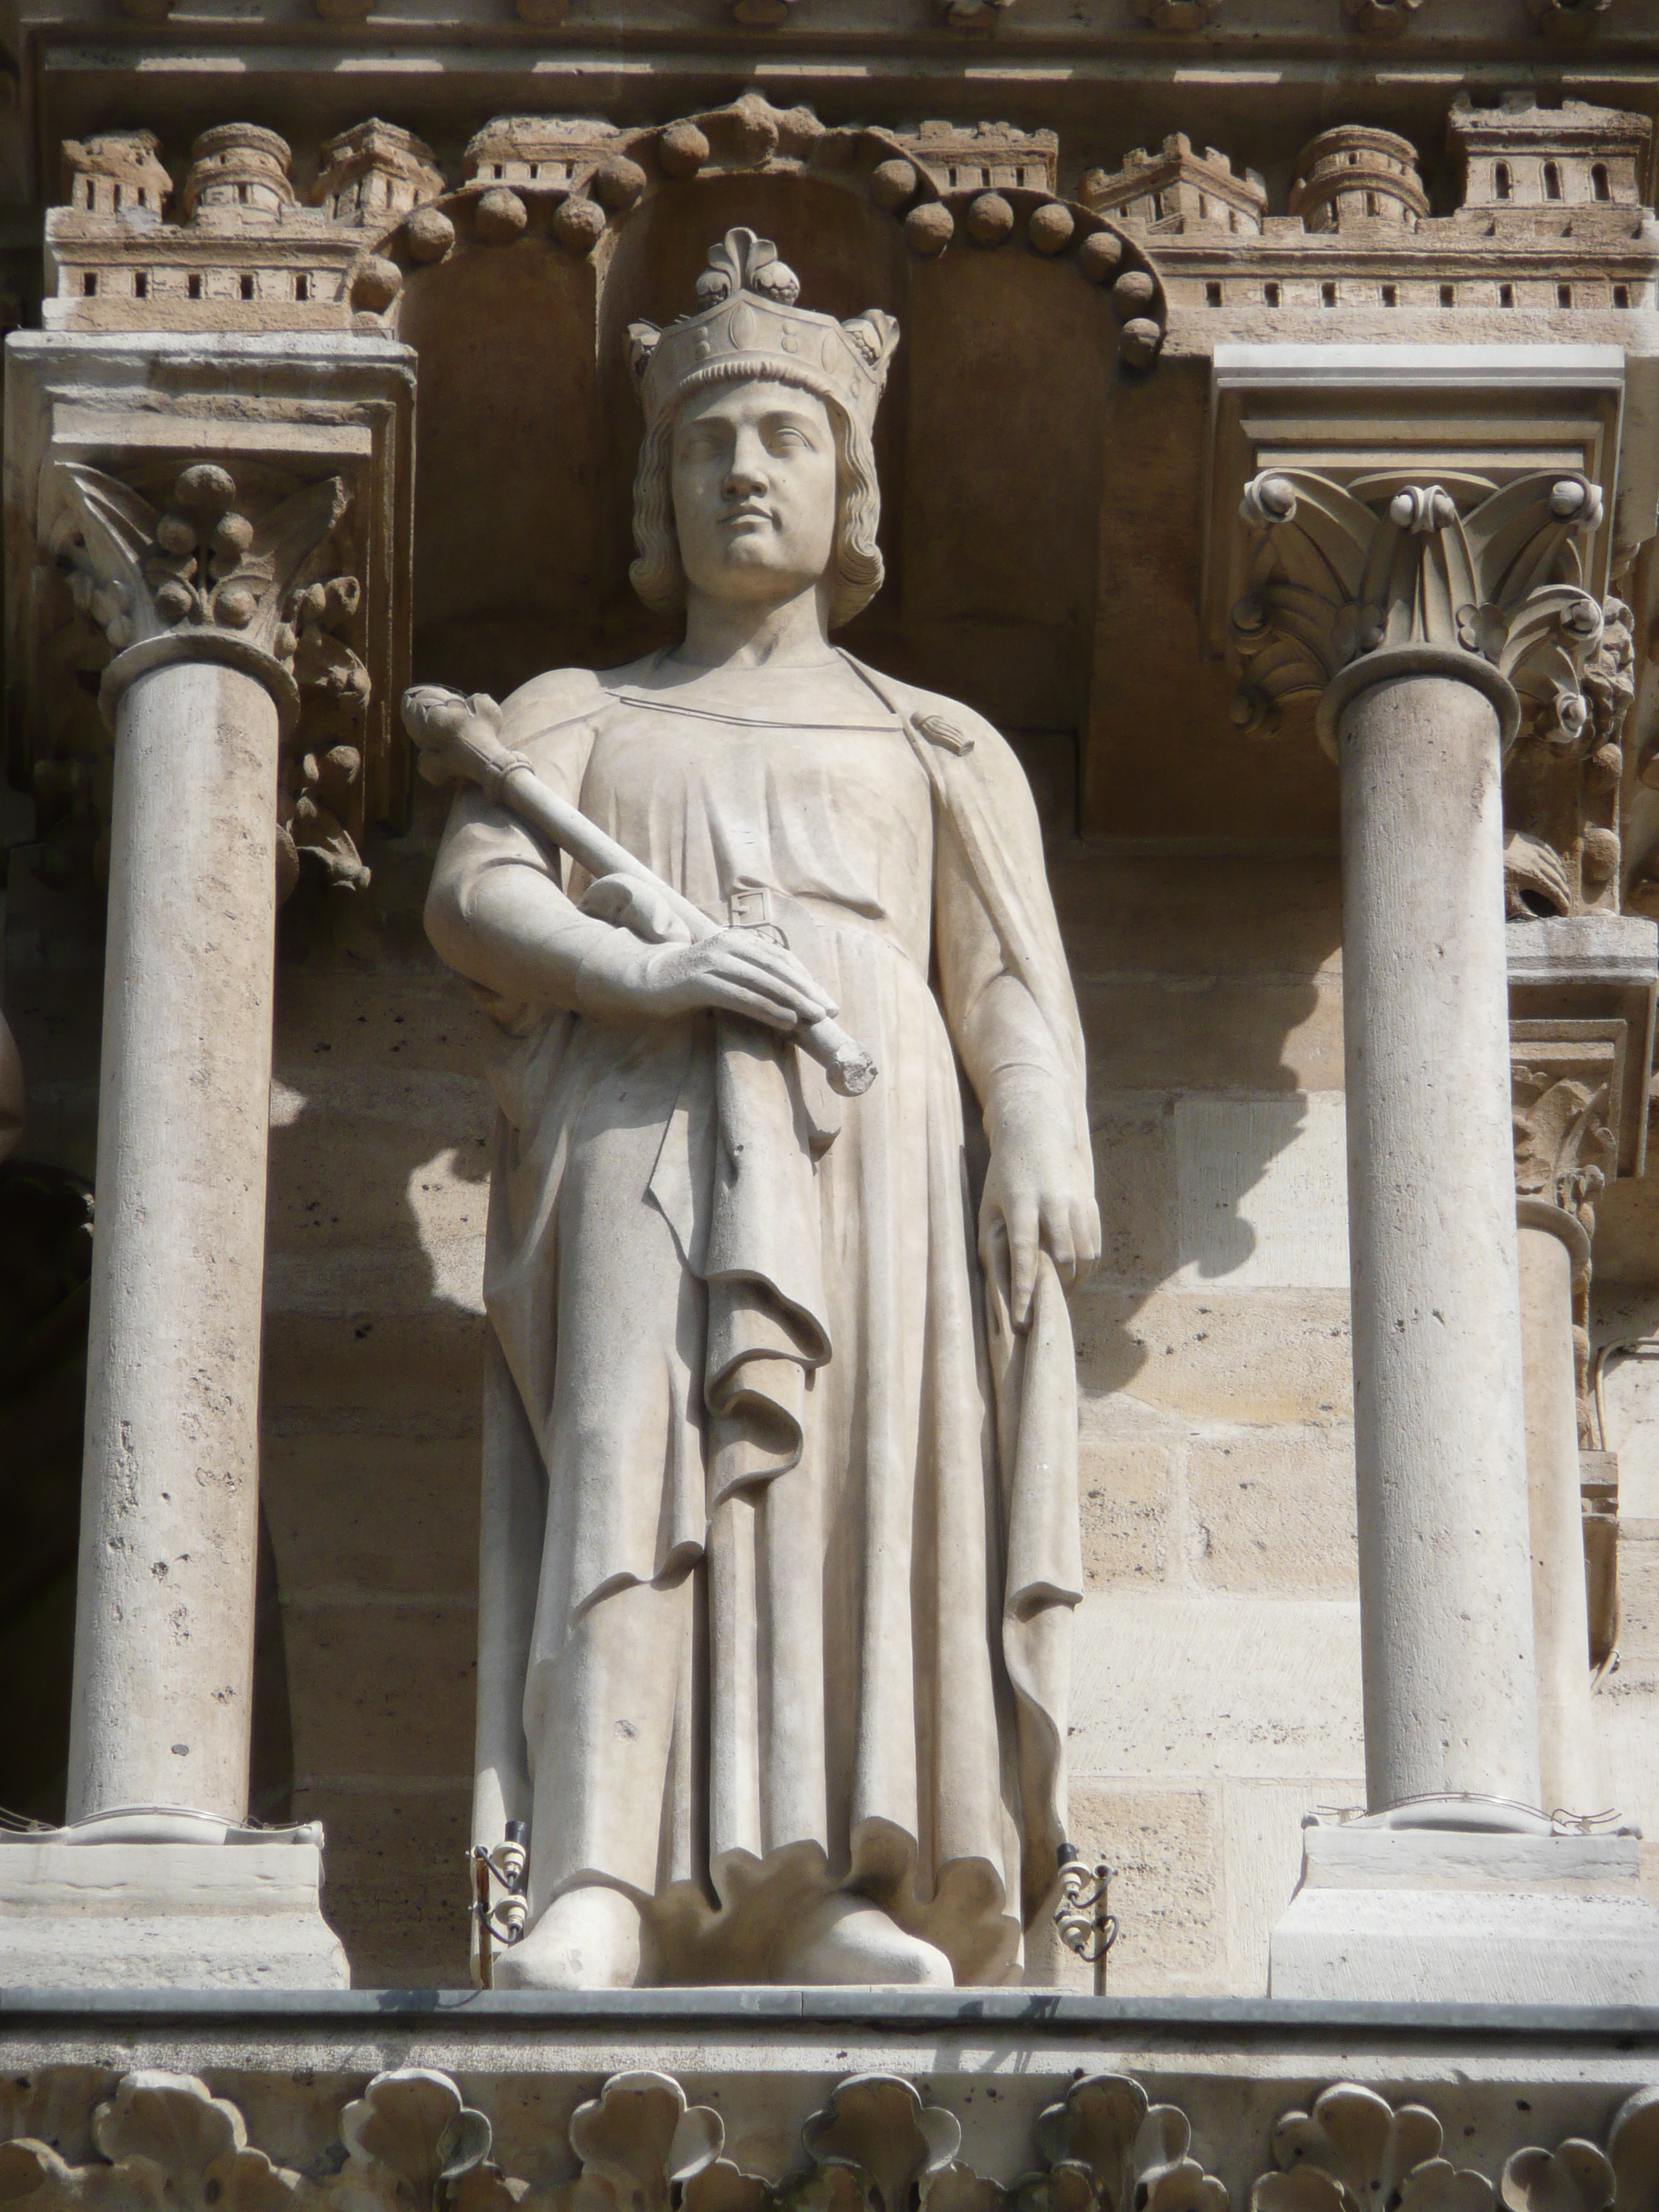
left=403, top=685, right=878, bottom=1100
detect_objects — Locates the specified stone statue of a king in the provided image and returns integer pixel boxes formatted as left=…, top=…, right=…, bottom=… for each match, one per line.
left=409, top=228, right=1099, bottom=1989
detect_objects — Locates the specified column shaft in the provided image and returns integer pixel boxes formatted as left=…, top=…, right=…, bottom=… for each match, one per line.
left=1517, top=1218, right=1601, bottom=1816
left=68, top=657, right=279, bottom=1825
left=1339, top=671, right=1542, bottom=1810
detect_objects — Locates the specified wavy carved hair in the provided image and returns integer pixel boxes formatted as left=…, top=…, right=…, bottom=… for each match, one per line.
left=629, top=370, right=885, bottom=631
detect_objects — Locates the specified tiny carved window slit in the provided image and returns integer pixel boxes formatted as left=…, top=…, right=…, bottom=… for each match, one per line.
left=295, top=273, right=310, bottom=302
left=1615, top=284, right=1632, bottom=308
left=1557, top=282, right=1573, bottom=308
left=1382, top=283, right=1398, bottom=307
left=188, top=274, right=202, bottom=299
left=1593, top=163, right=1611, bottom=202
left=1321, top=280, right=1337, bottom=307
left=240, top=273, right=255, bottom=300
left=1264, top=281, right=1281, bottom=307
left=1498, top=282, right=1514, bottom=308
left=134, top=271, right=148, bottom=300
left=1205, top=281, right=1223, bottom=307
left=1545, top=161, right=1563, bottom=201
left=1495, top=163, right=1512, bottom=201
left=1440, top=282, right=1456, bottom=307
left=82, top=271, right=96, bottom=296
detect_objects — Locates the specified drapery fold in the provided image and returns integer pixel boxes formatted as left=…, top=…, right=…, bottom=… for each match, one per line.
left=444, top=657, right=1089, bottom=1981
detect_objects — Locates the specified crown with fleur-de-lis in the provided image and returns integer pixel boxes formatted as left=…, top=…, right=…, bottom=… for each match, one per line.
left=627, top=228, right=899, bottom=438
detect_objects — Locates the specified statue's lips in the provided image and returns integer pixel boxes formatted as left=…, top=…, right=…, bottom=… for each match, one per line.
left=720, top=506, right=774, bottom=531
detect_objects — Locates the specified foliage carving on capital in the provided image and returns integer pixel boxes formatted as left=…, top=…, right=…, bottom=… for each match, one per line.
left=1512, top=1066, right=1615, bottom=1233
left=48, top=457, right=372, bottom=895
left=1230, top=469, right=1606, bottom=754
left=56, top=459, right=353, bottom=667
left=1504, top=591, right=1634, bottom=920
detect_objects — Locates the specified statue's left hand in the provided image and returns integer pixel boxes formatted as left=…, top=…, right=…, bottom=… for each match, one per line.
left=978, top=1095, right=1100, bottom=1330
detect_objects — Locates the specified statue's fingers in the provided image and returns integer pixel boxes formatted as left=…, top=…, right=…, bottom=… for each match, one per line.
left=709, top=947, right=830, bottom=1022
left=1074, top=1196, right=1103, bottom=1272
left=721, top=934, right=840, bottom=1017
left=976, top=1202, right=1008, bottom=1292
left=702, top=978, right=801, bottom=1031
left=1007, top=1196, right=1040, bottom=1329
left=1043, top=1200, right=1078, bottom=1287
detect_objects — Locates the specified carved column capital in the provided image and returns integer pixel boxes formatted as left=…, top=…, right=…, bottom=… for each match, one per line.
left=1511, top=1049, right=1615, bottom=1269
left=54, top=457, right=371, bottom=891
left=4, top=332, right=413, bottom=897
left=1230, top=467, right=1606, bottom=760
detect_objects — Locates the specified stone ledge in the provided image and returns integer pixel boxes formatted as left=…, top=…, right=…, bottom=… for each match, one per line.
left=5, top=1986, right=1659, bottom=2036
left=1, top=2005, right=1658, bottom=2212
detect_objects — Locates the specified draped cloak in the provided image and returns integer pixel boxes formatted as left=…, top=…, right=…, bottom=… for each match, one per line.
left=434, top=653, right=1089, bottom=1986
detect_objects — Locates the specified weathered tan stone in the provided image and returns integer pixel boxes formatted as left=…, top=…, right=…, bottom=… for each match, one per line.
left=1064, top=1783, right=1223, bottom=1993
left=282, top=1599, right=477, bottom=1779
left=1089, top=1094, right=1176, bottom=1288
left=1077, top=976, right=1344, bottom=1093
left=1187, top=1428, right=1359, bottom=1593
left=1074, top=1287, right=1352, bottom=1423
left=1078, top=1431, right=1172, bottom=1588
left=293, top=1779, right=472, bottom=1987
left=261, top=1433, right=481, bottom=1599
left=1071, top=1592, right=1364, bottom=1779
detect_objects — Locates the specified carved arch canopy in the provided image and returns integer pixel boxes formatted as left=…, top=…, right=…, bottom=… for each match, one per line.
left=358, top=94, right=1168, bottom=724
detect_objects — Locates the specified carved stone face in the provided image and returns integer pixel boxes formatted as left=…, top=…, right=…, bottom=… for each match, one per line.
left=669, top=377, right=839, bottom=609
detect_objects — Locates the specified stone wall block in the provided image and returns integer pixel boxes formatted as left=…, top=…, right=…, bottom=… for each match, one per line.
left=281, top=1599, right=477, bottom=1777
left=1186, top=1430, right=1359, bottom=1593
left=1079, top=1431, right=1172, bottom=1588
left=1077, top=978, right=1342, bottom=1094
left=1063, top=1784, right=1223, bottom=1993
left=1074, top=1290, right=1352, bottom=1424
left=1089, top=1096, right=1177, bottom=1289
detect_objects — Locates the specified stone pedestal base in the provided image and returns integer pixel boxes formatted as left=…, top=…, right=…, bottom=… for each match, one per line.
left=1270, top=1820, right=1659, bottom=2004
left=0, top=1812, right=350, bottom=1988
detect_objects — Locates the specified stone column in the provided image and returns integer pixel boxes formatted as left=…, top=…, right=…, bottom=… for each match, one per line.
left=1232, top=467, right=1618, bottom=1820
left=56, top=461, right=358, bottom=1841
left=1515, top=1206, right=1601, bottom=1817
left=1511, top=1000, right=1633, bottom=1820
left=1241, top=467, right=1659, bottom=2002
left=68, top=650, right=286, bottom=1826
left=0, top=331, right=412, bottom=1984
left=1334, top=659, right=1539, bottom=1809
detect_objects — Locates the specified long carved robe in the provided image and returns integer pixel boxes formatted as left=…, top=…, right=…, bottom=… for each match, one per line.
left=429, top=654, right=1087, bottom=1984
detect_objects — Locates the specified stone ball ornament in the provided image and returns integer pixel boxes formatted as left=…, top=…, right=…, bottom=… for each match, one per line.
left=351, top=95, right=1165, bottom=374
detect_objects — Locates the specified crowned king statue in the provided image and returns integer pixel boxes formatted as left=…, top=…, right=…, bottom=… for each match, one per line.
left=407, top=228, right=1098, bottom=1988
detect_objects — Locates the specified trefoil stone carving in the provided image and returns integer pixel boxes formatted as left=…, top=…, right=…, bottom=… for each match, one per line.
left=1251, top=2084, right=1492, bottom=2212
left=6, top=2071, right=1659, bottom=2212
left=1030, top=2075, right=1227, bottom=2212
left=335, top=2068, right=494, bottom=2212
left=0, top=2070, right=302, bottom=2212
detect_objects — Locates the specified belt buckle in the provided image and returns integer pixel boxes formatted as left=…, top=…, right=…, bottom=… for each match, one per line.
left=727, top=884, right=786, bottom=946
